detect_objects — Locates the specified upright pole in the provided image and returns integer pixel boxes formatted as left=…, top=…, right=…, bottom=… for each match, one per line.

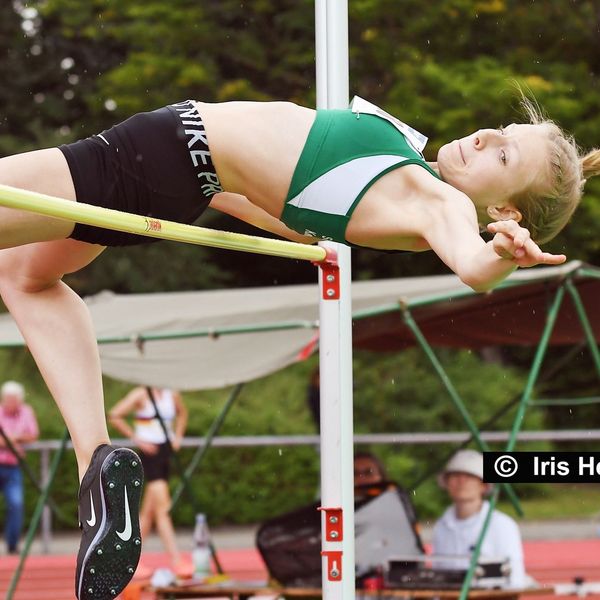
left=315, top=2, right=355, bottom=600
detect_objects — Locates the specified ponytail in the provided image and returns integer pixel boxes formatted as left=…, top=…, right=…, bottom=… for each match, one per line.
left=581, top=148, right=600, bottom=180
left=511, top=91, right=593, bottom=243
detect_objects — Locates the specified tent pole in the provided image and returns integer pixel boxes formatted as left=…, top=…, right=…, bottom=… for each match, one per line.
left=401, top=308, right=522, bottom=516
left=170, top=383, right=244, bottom=510
left=564, top=278, right=600, bottom=377
left=507, top=284, right=565, bottom=450
left=530, top=396, right=600, bottom=406
left=576, top=266, right=600, bottom=280
left=457, top=489, right=500, bottom=600
left=316, top=1, right=355, bottom=599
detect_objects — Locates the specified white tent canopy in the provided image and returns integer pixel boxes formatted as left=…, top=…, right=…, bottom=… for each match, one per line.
left=0, top=261, right=592, bottom=390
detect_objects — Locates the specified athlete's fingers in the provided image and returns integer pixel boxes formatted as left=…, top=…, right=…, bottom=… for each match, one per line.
left=491, top=231, right=510, bottom=251
left=492, top=232, right=519, bottom=260
left=513, top=227, right=530, bottom=249
left=487, top=220, right=531, bottom=248
left=514, top=252, right=566, bottom=267
left=492, top=232, right=566, bottom=266
left=522, top=237, right=543, bottom=258
left=487, top=219, right=520, bottom=235
left=539, top=252, right=567, bottom=265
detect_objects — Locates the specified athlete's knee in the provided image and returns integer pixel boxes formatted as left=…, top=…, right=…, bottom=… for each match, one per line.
left=152, top=491, right=172, bottom=516
left=0, top=276, right=60, bottom=301
left=155, top=503, right=173, bottom=521
left=0, top=253, right=61, bottom=295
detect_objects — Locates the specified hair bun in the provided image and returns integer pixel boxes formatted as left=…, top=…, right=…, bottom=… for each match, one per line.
left=581, top=149, right=600, bottom=179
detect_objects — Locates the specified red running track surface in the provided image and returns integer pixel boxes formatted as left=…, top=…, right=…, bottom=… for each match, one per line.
left=1, top=540, right=599, bottom=600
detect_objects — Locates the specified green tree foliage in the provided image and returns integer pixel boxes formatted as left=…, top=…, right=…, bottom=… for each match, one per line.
left=24, top=0, right=599, bottom=289
left=0, top=2, right=83, bottom=153
left=2, top=0, right=599, bottom=526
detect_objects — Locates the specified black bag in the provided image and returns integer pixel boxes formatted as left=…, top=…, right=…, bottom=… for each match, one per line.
left=256, top=482, right=424, bottom=587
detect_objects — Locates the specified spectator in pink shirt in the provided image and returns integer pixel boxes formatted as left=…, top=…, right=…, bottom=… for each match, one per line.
left=0, top=380, right=39, bottom=554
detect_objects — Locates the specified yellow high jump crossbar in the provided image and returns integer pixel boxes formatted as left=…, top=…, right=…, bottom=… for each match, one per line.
left=0, top=183, right=331, bottom=263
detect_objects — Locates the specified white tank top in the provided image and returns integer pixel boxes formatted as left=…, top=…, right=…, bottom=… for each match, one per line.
left=134, top=388, right=176, bottom=444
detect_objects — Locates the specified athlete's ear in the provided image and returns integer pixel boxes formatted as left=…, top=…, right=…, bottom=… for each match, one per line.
left=487, top=204, right=523, bottom=223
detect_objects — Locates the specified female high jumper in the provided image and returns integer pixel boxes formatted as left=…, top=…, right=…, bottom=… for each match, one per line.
left=0, top=95, right=597, bottom=599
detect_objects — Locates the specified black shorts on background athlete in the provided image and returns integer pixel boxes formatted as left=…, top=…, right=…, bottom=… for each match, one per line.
left=59, top=100, right=223, bottom=246
left=139, top=442, right=172, bottom=482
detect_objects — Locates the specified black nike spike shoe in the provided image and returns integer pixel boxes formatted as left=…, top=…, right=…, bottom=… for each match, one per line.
left=76, top=444, right=144, bottom=600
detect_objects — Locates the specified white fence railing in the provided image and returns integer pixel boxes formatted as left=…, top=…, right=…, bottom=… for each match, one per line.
left=21, top=429, right=600, bottom=553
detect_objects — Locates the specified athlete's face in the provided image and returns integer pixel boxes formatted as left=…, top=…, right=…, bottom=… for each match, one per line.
left=437, top=123, right=551, bottom=216
left=445, top=472, right=488, bottom=503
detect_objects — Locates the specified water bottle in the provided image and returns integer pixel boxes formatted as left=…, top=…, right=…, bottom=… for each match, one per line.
left=192, top=513, right=212, bottom=580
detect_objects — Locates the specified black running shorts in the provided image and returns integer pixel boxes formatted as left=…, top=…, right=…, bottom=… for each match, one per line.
left=59, top=100, right=223, bottom=246
left=138, top=442, right=172, bottom=482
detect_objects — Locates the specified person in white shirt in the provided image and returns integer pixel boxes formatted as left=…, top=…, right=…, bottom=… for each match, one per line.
left=432, top=449, right=526, bottom=588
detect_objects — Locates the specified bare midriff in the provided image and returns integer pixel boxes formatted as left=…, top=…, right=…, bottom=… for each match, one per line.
left=194, top=100, right=315, bottom=218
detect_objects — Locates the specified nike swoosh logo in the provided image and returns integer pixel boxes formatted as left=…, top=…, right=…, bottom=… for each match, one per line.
left=116, top=486, right=132, bottom=541
left=86, top=492, right=96, bottom=527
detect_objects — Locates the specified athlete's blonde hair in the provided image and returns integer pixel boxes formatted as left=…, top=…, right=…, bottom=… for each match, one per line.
left=512, top=96, right=600, bottom=243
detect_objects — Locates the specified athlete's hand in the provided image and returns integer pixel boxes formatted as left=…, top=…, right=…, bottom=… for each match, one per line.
left=135, top=440, right=159, bottom=455
left=487, top=220, right=566, bottom=267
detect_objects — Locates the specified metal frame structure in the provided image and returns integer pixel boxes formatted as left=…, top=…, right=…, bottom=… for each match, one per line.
left=456, top=270, right=600, bottom=600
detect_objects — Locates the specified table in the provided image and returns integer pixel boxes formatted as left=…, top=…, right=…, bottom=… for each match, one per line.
left=151, top=582, right=555, bottom=600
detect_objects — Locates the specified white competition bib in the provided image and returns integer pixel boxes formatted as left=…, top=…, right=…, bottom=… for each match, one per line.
left=350, top=96, right=428, bottom=156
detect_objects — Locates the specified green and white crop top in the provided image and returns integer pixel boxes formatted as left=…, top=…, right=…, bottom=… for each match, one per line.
left=281, top=97, right=441, bottom=246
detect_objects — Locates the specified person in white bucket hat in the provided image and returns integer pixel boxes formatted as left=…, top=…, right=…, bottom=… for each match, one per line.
left=436, top=449, right=493, bottom=494
left=432, top=450, right=527, bottom=588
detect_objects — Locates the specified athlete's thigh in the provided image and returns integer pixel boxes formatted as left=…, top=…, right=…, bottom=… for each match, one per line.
left=0, top=147, right=77, bottom=246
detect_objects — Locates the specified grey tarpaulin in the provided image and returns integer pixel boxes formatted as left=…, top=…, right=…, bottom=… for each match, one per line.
left=0, top=261, right=595, bottom=390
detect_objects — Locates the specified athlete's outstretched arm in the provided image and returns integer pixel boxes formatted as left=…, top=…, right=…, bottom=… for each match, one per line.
left=209, top=192, right=317, bottom=244
left=422, top=192, right=566, bottom=292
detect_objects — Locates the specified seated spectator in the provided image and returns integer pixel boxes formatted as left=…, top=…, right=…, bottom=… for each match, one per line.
left=354, top=451, right=389, bottom=498
left=432, top=449, right=526, bottom=588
